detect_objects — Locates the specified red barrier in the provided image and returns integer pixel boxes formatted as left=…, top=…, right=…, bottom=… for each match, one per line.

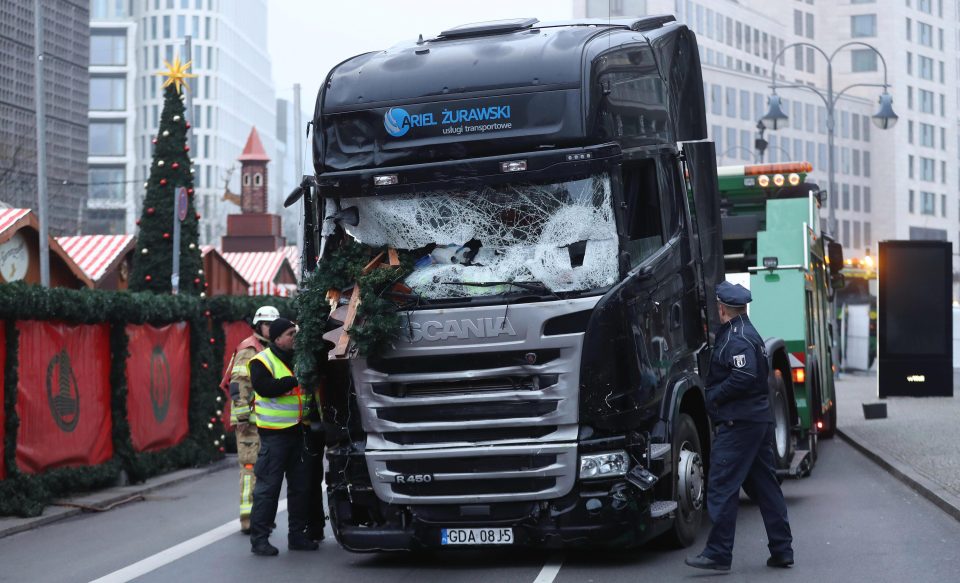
left=126, top=323, right=190, bottom=452
left=1, top=322, right=6, bottom=480
left=219, top=321, right=252, bottom=431
left=15, top=321, right=112, bottom=474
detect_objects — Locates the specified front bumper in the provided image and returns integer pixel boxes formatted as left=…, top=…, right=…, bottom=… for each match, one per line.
left=328, top=479, right=673, bottom=552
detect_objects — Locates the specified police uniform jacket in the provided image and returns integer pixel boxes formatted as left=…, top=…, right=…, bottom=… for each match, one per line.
left=705, top=314, right=773, bottom=424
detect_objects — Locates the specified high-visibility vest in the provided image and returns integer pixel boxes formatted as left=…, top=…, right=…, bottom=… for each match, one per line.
left=250, top=347, right=313, bottom=430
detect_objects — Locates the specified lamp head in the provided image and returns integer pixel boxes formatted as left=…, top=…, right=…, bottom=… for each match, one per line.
left=761, top=94, right=789, bottom=131
left=872, top=92, right=898, bottom=130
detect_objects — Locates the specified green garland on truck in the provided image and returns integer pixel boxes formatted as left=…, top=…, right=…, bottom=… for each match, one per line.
left=294, top=242, right=413, bottom=392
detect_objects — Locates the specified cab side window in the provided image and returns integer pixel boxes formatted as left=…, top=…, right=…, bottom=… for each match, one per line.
left=621, top=158, right=664, bottom=268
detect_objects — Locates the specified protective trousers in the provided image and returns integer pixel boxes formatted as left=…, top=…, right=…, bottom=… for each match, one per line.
left=236, top=422, right=259, bottom=530
left=250, top=428, right=313, bottom=545
left=703, top=421, right=793, bottom=565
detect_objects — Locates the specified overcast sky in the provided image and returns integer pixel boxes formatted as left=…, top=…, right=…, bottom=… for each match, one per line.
left=267, top=0, right=576, bottom=103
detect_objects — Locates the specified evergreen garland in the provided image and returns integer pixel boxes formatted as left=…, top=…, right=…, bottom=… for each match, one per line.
left=130, top=83, right=205, bottom=296
left=294, top=242, right=414, bottom=391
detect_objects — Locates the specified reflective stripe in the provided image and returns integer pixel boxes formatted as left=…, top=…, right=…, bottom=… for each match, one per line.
left=240, top=475, right=253, bottom=515
left=251, top=348, right=314, bottom=430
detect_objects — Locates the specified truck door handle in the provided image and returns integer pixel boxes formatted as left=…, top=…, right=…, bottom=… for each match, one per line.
left=671, top=303, right=682, bottom=329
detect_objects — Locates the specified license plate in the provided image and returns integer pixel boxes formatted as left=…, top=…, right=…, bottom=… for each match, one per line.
left=441, top=527, right=514, bottom=545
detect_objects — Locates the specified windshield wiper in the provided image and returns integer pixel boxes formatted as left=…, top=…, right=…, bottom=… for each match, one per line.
left=441, top=281, right=551, bottom=293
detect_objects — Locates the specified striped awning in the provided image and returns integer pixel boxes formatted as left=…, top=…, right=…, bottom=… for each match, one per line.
left=221, top=250, right=296, bottom=297
left=283, top=245, right=301, bottom=280
left=0, top=208, right=31, bottom=238
left=56, top=235, right=135, bottom=282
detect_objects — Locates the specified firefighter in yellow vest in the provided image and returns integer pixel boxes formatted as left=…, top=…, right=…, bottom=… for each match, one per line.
left=221, top=305, right=277, bottom=534
left=248, top=317, right=318, bottom=556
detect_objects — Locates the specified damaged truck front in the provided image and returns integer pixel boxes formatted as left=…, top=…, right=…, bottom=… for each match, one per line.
left=296, top=16, right=727, bottom=551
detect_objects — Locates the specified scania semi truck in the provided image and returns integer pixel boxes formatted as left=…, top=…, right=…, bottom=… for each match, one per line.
left=289, top=16, right=801, bottom=551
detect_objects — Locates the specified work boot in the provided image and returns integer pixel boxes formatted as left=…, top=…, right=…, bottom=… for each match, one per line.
left=289, top=533, right=320, bottom=551
left=305, top=524, right=325, bottom=542
left=684, top=554, right=731, bottom=571
left=767, top=554, right=794, bottom=568
left=251, top=539, right=279, bottom=556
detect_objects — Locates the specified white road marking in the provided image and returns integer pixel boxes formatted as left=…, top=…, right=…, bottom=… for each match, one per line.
left=533, top=555, right=564, bottom=583
left=89, top=499, right=288, bottom=583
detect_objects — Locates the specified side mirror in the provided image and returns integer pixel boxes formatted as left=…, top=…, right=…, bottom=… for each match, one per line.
left=327, top=206, right=359, bottom=227
left=827, top=239, right=844, bottom=277
left=285, top=175, right=317, bottom=208
left=830, top=273, right=846, bottom=291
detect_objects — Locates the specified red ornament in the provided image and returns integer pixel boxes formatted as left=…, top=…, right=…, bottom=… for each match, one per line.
left=184, top=145, right=190, bottom=152
left=135, top=219, right=141, bottom=226
left=209, top=337, right=216, bottom=344
left=163, top=232, right=170, bottom=239
left=151, top=138, right=157, bottom=144
left=159, top=178, right=167, bottom=186
left=219, top=447, right=225, bottom=453
left=194, top=278, right=201, bottom=284
left=147, top=207, right=155, bottom=215
left=195, top=213, right=201, bottom=220
left=204, top=310, right=211, bottom=317
left=145, top=275, right=152, bottom=282
left=187, top=188, right=194, bottom=195
left=201, top=362, right=209, bottom=369
left=172, top=162, right=180, bottom=169
left=185, top=122, right=191, bottom=129
left=204, top=282, right=209, bottom=289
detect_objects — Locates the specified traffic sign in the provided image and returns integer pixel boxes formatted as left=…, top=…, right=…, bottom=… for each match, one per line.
left=176, top=187, right=188, bottom=222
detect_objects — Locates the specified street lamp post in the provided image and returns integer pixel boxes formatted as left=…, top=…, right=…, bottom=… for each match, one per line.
left=760, top=41, right=898, bottom=239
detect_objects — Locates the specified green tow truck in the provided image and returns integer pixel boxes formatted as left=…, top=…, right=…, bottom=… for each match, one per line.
left=711, top=160, right=843, bottom=476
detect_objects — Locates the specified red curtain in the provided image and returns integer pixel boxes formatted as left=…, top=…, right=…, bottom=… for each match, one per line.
left=125, top=323, right=191, bottom=452
left=0, top=322, right=6, bottom=480
left=219, top=321, right=252, bottom=431
left=15, top=321, right=113, bottom=474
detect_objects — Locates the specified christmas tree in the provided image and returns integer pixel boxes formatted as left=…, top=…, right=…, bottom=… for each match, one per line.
left=131, top=57, right=206, bottom=295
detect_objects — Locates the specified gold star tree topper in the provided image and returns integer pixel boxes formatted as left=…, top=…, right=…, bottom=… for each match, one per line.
left=155, top=56, right=198, bottom=94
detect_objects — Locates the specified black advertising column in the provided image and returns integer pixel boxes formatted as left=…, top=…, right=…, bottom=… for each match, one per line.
left=878, top=240, right=953, bottom=397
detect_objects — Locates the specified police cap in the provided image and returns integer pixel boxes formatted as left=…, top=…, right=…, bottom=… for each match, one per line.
left=716, top=281, right=752, bottom=307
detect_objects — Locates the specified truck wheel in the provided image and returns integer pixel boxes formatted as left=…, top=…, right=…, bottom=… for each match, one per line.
left=770, top=370, right=794, bottom=470
left=664, top=413, right=704, bottom=548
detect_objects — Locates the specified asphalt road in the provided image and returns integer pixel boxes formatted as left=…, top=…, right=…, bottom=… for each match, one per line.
left=1, top=439, right=958, bottom=583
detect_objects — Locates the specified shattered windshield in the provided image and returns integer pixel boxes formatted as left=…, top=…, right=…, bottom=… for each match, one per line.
left=341, top=173, right=618, bottom=298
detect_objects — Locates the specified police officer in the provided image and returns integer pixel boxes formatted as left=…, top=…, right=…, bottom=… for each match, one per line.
left=220, top=305, right=278, bottom=534
left=685, top=281, right=794, bottom=571
left=248, top=318, right=318, bottom=556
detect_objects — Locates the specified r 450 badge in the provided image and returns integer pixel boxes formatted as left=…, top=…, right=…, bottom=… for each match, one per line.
left=395, top=473, right=434, bottom=484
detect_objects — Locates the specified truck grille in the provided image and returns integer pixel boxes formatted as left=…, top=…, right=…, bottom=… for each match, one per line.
left=366, top=444, right=577, bottom=505
left=352, top=296, right=601, bottom=504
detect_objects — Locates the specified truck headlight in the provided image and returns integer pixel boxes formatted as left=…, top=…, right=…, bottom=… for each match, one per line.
left=579, top=450, right=630, bottom=479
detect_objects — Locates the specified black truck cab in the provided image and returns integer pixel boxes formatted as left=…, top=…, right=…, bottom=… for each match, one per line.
left=298, top=16, right=725, bottom=551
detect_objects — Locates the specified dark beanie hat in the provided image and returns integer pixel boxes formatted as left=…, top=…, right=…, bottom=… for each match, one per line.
left=269, top=317, right=296, bottom=342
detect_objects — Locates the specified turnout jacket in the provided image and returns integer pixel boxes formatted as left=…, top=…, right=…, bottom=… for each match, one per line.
left=704, top=314, right=774, bottom=424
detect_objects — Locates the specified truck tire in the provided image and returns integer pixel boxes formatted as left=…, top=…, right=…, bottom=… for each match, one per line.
left=770, top=370, right=795, bottom=470
left=664, top=413, right=705, bottom=548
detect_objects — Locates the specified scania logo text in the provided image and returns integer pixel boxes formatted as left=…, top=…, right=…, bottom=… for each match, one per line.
left=406, top=317, right=518, bottom=342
